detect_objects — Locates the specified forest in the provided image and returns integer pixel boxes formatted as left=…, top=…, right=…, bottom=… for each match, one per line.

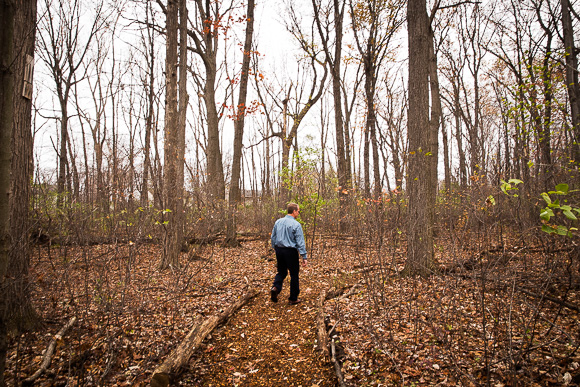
left=1, top=0, right=579, bottom=385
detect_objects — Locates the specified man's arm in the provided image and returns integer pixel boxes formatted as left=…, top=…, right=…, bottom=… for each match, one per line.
left=271, top=221, right=277, bottom=249
left=294, top=223, right=307, bottom=260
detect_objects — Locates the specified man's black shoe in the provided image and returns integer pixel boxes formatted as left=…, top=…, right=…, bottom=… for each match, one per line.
left=288, top=299, right=302, bottom=305
left=270, top=287, right=279, bottom=302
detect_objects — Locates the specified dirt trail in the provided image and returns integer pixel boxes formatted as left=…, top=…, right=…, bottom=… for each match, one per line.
left=182, top=268, right=337, bottom=386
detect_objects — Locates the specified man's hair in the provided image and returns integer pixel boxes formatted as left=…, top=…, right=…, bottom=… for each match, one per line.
left=287, top=202, right=299, bottom=214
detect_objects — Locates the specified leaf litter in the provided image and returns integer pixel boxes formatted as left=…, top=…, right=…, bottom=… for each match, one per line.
left=4, top=236, right=580, bottom=386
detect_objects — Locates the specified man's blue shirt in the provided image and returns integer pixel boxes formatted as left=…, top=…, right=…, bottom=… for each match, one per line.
left=271, top=215, right=307, bottom=259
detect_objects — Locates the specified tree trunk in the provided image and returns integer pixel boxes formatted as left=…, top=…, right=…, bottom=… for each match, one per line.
left=202, top=20, right=225, bottom=201
left=560, top=0, right=580, bottom=163
left=312, top=0, right=349, bottom=228
left=428, top=24, right=441, bottom=217
left=161, top=0, right=181, bottom=270
left=454, top=88, right=467, bottom=189
left=141, top=5, right=155, bottom=208
left=226, top=0, right=255, bottom=247
left=442, top=117, right=451, bottom=191
left=57, top=103, right=69, bottom=203
left=539, top=40, right=553, bottom=191
left=175, top=0, right=188, bottom=246
left=0, top=0, right=38, bottom=384
left=364, top=71, right=381, bottom=198
left=403, top=0, right=436, bottom=277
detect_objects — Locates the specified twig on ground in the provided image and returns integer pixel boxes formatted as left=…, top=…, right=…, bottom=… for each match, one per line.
left=23, top=316, right=77, bottom=385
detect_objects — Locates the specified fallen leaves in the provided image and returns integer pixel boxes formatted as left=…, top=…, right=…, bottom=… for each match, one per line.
left=3, top=235, right=579, bottom=386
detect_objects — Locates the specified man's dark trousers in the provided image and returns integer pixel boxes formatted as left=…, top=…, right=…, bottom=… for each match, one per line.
left=273, top=246, right=300, bottom=301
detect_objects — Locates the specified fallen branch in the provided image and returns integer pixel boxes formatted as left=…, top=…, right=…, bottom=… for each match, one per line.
left=23, top=316, right=77, bottom=385
left=331, top=339, right=347, bottom=387
left=150, top=288, right=259, bottom=387
left=316, top=289, right=329, bottom=358
left=517, top=286, right=580, bottom=312
left=326, top=282, right=362, bottom=301
left=341, top=283, right=361, bottom=299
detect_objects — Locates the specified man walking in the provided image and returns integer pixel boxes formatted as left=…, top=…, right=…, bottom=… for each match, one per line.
left=270, top=203, right=308, bottom=305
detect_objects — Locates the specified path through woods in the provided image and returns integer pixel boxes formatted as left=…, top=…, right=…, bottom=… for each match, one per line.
left=183, top=273, right=337, bottom=385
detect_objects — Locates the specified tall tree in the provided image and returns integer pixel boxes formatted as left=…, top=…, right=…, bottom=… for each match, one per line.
left=403, top=0, right=438, bottom=277
left=140, top=1, right=158, bottom=208
left=269, top=3, right=328, bottom=202
left=225, top=0, right=255, bottom=247
left=187, top=0, right=231, bottom=201
left=312, top=0, right=351, bottom=213
left=160, top=0, right=186, bottom=269
left=0, top=0, right=38, bottom=383
left=350, top=0, right=405, bottom=197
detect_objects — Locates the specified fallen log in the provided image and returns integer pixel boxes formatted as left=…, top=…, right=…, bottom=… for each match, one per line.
left=23, top=316, right=77, bottom=385
left=150, top=288, right=258, bottom=387
left=331, top=339, right=347, bottom=387
left=316, top=289, right=330, bottom=358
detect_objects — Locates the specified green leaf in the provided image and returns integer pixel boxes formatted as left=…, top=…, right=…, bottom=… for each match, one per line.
left=508, top=178, right=523, bottom=185
left=556, top=225, right=569, bottom=236
left=527, top=161, right=534, bottom=168
left=561, top=205, right=572, bottom=211
left=563, top=210, right=578, bottom=220
left=542, top=224, right=556, bottom=234
left=541, top=193, right=552, bottom=205
left=487, top=195, right=496, bottom=205
left=555, top=183, right=569, bottom=194
left=540, top=208, right=554, bottom=221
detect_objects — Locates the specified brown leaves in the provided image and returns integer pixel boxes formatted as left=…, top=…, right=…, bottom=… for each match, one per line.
left=6, top=237, right=580, bottom=386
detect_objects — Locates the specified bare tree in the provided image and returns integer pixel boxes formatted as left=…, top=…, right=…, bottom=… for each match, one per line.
left=140, top=1, right=159, bottom=208
left=36, top=0, right=104, bottom=204
left=312, top=0, right=351, bottom=214
left=279, top=7, right=329, bottom=201
left=349, top=0, right=405, bottom=197
left=186, top=0, right=237, bottom=201
left=226, top=0, right=255, bottom=247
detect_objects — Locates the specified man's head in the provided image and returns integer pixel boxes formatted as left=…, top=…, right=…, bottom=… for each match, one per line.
left=287, top=202, right=300, bottom=218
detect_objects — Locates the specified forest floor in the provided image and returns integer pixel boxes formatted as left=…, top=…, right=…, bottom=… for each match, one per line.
left=5, top=235, right=580, bottom=386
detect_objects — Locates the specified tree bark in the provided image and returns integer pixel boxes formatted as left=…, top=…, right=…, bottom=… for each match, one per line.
left=0, top=0, right=38, bottom=384
left=141, top=2, right=156, bottom=208
left=403, top=0, right=436, bottom=277
left=442, top=117, right=451, bottom=191
left=161, top=0, right=181, bottom=269
left=560, top=0, right=580, bottom=163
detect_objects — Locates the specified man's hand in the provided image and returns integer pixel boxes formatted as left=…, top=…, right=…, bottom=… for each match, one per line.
left=302, top=258, right=308, bottom=267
